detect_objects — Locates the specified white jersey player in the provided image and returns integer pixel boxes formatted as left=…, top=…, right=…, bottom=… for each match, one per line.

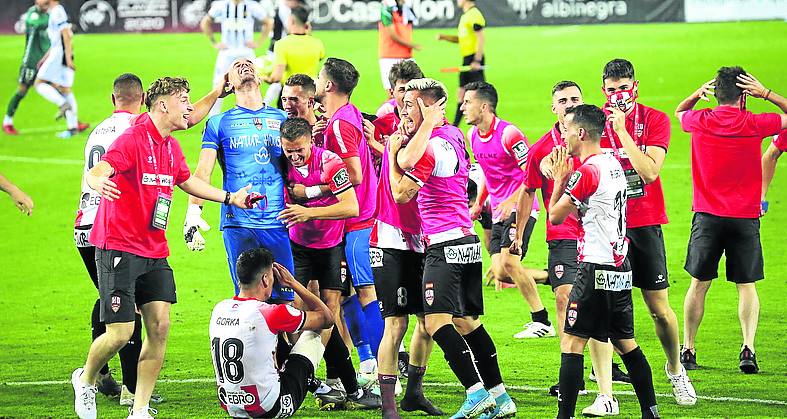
left=201, top=0, right=272, bottom=116
left=210, top=248, right=334, bottom=418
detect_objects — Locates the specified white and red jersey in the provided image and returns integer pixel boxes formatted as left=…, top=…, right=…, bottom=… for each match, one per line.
left=565, top=153, right=628, bottom=267
left=210, top=297, right=306, bottom=418
left=405, top=124, right=474, bottom=246
left=75, top=111, right=136, bottom=228
left=469, top=117, right=538, bottom=222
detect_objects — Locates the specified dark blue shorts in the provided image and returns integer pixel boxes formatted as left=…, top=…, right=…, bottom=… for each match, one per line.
left=223, top=226, right=295, bottom=301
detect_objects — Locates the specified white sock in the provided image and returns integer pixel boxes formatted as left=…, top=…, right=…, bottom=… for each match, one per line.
left=359, top=358, right=377, bottom=374
left=489, top=383, right=506, bottom=398
left=3, top=115, right=11, bottom=125
left=133, top=404, right=150, bottom=415
left=65, top=93, right=78, bottom=129
left=466, top=382, right=484, bottom=395
left=399, top=341, right=406, bottom=352
left=35, top=83, right=66, bottom=106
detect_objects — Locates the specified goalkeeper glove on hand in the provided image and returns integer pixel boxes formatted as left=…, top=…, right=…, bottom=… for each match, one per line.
left=184, top=204, right=210, bottom=251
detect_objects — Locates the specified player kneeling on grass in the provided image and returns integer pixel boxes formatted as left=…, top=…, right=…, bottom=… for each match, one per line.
left=210, top=248, right=334, bottom=418
left=549, top=105, right=659, bottom=419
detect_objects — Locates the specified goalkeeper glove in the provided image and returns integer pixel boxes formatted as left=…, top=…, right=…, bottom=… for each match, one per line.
left=184, top=204, right=210, bottom=251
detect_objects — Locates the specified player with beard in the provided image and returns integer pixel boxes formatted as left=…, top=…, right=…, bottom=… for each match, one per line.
left=549, top=104, right=659, bottom=419
left=390, top=78, right=515, bottom=418
left=281, top=74, right=331, bottom=148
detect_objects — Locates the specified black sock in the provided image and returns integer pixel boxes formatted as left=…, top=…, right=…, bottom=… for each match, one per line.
left=557, top=353, right=583, bottom=419
left=453, top=103, right=464, bottom=126
left=431, top=324, right=481, bottom=389
left=91, top=299, right=110, bottom=375
left=118, top=313, right=142, bottom=393
left=323, top=327, right=358, bottom=394
left=621, top=347, right=659, bottom=418
left=405, top=364, right=426, bottom=398
left=379, top=373, right=398, bottom=416
left=462, top=325, right=503, bottom=389
left=531, top=308, right=551, bottom=326
left=6, top=91, right=26, bottom=117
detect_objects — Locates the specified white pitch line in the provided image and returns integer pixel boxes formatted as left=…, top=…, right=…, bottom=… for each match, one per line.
left=0, top=155, right=83, bottom=166
left=4, top=378, right=785, bottom=406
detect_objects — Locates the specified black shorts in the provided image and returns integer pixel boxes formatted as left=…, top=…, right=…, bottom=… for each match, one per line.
left=260, top=354, right=313, bottom=418
left=547, top=240, right=579, bottom=289
left=490, top=213, right=536, bottom=256
left=291, top=242, right=345, bottom=292
left=422, top=236, right=483, bottom=317
left=684, top=212, right=764, bottom=283
left=564, top=260, right=635, bottom=342
left=478, top=209, right=493, bottom=230
left=95, top=248, right=177, bottom=324
left=371, top=248, right=425, bottom=318
left=627, top=225, right=669, bottom=290
left=18, top=65, right=37, bottom=86
left=459, top=54, right=486, bottom=87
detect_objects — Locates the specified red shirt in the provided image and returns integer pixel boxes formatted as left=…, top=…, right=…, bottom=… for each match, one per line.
left=681, top=106, right=782, bottom=218
left=525, top=123, right=581, bottom=242
left=90, top=113, right=192, bottom=258
left=774, top=129, right=787, bottom=152
left=600, top=103, right=670, bottom=228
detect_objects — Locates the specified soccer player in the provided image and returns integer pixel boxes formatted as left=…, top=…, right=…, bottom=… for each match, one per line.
left=264, top=6, right=325, bottom=92
left=368, top=61, right=443, bottom=419
left=315, top=58, right=385, bottom=380
left=463, top=81, right=553, bottom=339
left=0, top=172, right=34, bottom=215
left=200, top=0, right=272, bottom=116
left=34, top=0, right=88, bottom=138
left=184, top=58, right=294, bottom=304
left=762, top=129, right=786, bottom=212
left=210, top=248, right=334, bottom=418
left=3, top=0, right=49, bottom=135
left=598, top=58, right=696, bottom=405
left=378, top=0, right=420, bottom=90
left=437, top=0, right=485, bottom=126
left=391, top=78, right=516, bottom=418
left=262, top=0, right=301, bottom=106
left=677, top=68, right=787, bottom=374
left=281, top=74, right=317, bottom=125
left=549, top=104, right=659, bottom=419
left=72, top=76, right=258, bottom=419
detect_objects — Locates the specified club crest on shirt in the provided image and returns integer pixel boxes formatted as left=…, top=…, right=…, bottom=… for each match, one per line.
left=111, top=295, right=121, bottom=313
left=554, top=264, right=564, bottom=279
left=635, top=123, right=644, bottom=138
left=253, top=117, right=263, bottom=131
left=424, top=282, right=434, bottom=306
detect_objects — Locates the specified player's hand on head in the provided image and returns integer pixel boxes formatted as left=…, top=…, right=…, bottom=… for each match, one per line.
left=272, top=262, right=296, bottom=288
left=276, top=203, right=312, bottom=227
left=184, top=204, right=210, bottom=251
left=736, top=73, right=767, bottom=98
left=96, top=177, right=120, bottom=201
left=417, top=97, right=447, bottom=127
left=218, top=72, right=234, bottom=98
left=9, top=189, right=34, bottom=216
left=694, top=79, right=715, bottom=102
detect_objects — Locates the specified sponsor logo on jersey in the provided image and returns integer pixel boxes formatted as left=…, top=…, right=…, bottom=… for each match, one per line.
left=594, top=269, right=633, bottom=291
left=332, top=168, right=350, bottom=190
left=444, top=242, right=482, bottom=264
left=253, top=117, right=263, bottom=131
left=74, top=227, right=92, bottom=247
left=512, top=141, right=528, bottom=161
left=554, top=264, right=564, bottom=279
left=369, top=248, right=383, bottom=268
left=111, top=295, right=121, bottom=313
left=218, top=387, right=257, bottom=406
left=424, top=282, right=434, bottom=306
left=141, top=173, right=174, bottom=186
left=566, top=171, right=581, bottom=191
left=265, top=118, right=281, bottom=131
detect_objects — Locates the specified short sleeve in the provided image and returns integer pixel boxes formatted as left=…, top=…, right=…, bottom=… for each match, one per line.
left=321, top=151, right=353, bottom=195
left=249, top=1, right=268, bottom=20
left=208, top=1, right=225, bottom=19
left=774, top=129, right=787, bottom=152
left=524, top=143, right=544, bottom=190
left=565, top=164, right=600, bottom=204
left=170, top=139, right=192, bottom=186
left=404, top=143, right=436, bottom=186
left=645, top=110, right=670, bottom=151
left=501, top=125, right=529, bottom=167
left=754, top=113, right=783, bottom=139
left=102, top=131, right=136, bottom=174
left=679, top=110, right=699, bottom=133
left=52, top=7, right=69, bottom=31
left=273, top=41, right=286, bottom=66
left=326, top=120, right=361, bottom=159
left=472, top=10, right=485, bottom=30
left=260, top=304, right=306, bottom=334
left=202, top=117, right=221, bottom=150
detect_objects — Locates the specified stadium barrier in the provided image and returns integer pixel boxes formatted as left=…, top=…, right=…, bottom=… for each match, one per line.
left=0, top=0, right=784, bottom=34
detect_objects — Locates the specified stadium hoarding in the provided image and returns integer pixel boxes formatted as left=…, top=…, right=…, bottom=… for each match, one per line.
left=2, top=0, right=686, bottom=34
left=684, top=0, right=787, bottom=22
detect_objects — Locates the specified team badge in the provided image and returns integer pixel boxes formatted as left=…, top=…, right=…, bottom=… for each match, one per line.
left=567, top=302, right=578, bottom=327
left=332, top=168, right=351, bottom=190
left=111, top=295, right=121, bottom=313
left=253, top=117, right=263, bottom=131
left=508, top=226, right=517, bottom=242
left=512, top=141, right=528, bottom=161
left=554, top=264, right=564, bottom=279
left=424, top=282, right=434, bottom=306
left=340, top=261, right=347, bottom=283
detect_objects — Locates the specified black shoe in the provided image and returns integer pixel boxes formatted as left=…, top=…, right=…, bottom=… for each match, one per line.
left=549, top=380, right=586, bottom=397
left=96, top=371, right=121, bottom=398
left=306, top=377, right=321, bottom=393
left=398, top=351, right=410, bottom=379
left=739, top=346, right=759, bottom=374
left=611, top=363, right=631, bottom=384
left=346, top=388, right=382, bottom=409
left=681, top=347, right=698, bottom=370
left=400, top=394, right=443, bottom=416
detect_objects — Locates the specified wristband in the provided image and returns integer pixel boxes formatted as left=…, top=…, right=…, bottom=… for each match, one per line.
left=763, top=89, right=771, bottom=100
left=305, top=185, right=322, bottom=199
left=223, top=191, right=231, bottom=205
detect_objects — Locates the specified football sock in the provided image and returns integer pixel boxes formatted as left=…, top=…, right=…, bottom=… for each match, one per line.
left=362, top=300, right=384, bottom=357
left=323, top=326, right=359, bottom=395
left=342, top=295, right=374, bottom=363
left=557, top=352, right=584, bottom=419
left=400, top=365, right=444, bottom=416
left=399, top=340, right=406, bottom=352
left=453, top=103, right=464, bottom=126
left=404, top=364, right=426, bottom=398
left=90, top=299, right=110, bottom=375
left=119, top=313, right=142, bottom=393
left=463, top=324, right=504, bottom=389
left=621, top=347, right=660, bottom=418
left=532, top=308, right=551, bottom=326
left=65, top=93, right=78, bottom=130
left=35, top=83, right=66, bottom=107
left=6, top=90, right=26, bottom=118
left=3, top=114, right=12, bottom=125
left=431, top=324, right=482, bottom=390
left=379, top=373, right=398, bottom=417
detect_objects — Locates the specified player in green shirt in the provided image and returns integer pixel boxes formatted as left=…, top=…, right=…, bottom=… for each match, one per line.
left=3, top=0, right=51, bottom=135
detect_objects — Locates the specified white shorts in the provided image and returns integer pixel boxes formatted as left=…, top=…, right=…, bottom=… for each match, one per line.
left=379, top=57, right=414, bottom=89
left=213, top=47, right=256, bottom=85
left=37, top=50, right=74, bottom=87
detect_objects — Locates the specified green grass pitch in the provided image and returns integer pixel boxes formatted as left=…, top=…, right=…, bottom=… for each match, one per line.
left=1, top=21, right=786, bottom=418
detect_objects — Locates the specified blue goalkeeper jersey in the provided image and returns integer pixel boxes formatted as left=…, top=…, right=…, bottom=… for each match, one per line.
left=202, top=105, right=288, bottom=230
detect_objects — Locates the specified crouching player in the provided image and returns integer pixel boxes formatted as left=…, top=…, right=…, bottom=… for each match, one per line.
left=210, top=248, right=334, bottom=418
left=548, top=105, right=659, bottom=419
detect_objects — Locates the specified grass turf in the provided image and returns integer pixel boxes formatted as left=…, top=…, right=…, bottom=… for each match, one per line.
left=1, top=21, right=786, bottom=418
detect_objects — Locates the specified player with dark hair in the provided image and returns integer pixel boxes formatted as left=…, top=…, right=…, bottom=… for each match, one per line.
left=677, top=67, right=787, bottom=374
left=549, top=104, right=660, bottom=419
left=463, top=81, right=553, bottom=340
left=391, top=78, right=516, bottom=418
left=600, top=58, right=696, bottom=405
left=264, top=6, right=325, bottom=88
left=210, top=247, right=334, bottom=418
left=282, top=74, right=317, bottom=124
left=437, top=0, right=485, bottom=126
